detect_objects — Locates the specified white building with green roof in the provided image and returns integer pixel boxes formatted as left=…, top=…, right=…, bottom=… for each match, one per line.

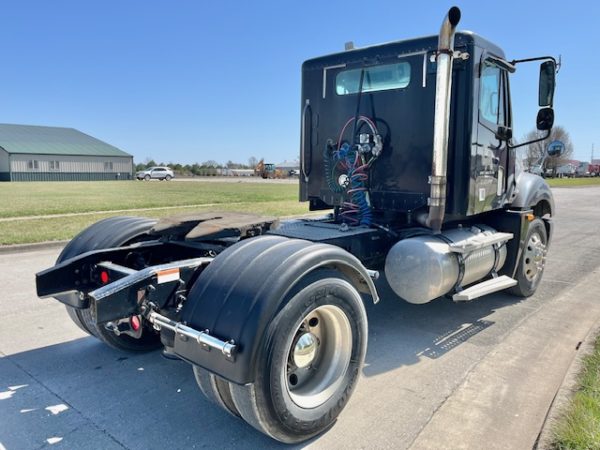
left=0, top=124, right=133, bottom=181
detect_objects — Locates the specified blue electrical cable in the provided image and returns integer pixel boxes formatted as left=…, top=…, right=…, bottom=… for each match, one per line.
left=337, top=143, right=372, bottom=226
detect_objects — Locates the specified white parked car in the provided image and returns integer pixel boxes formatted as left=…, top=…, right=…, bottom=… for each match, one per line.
left=136, top=166, right=174, bottom=181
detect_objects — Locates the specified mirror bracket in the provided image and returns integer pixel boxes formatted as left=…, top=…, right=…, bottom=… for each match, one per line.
left=495, top=126, right=513, bottom=141
left=508, top=129, right=551, bottom=150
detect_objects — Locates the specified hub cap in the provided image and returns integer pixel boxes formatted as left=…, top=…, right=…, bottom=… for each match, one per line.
left=285, top=305, right=352, bottom=409
left=293, top=332, right=318, bottom=368
left=523, top=232, right=546, bottom=282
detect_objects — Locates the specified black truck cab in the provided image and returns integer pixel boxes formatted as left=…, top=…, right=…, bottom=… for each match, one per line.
left=300, top=32, right=523, bottom=221
left=34, top=8, right=560, bottom=445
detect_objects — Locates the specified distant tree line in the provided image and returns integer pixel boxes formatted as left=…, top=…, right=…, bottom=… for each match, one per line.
left=135, top=157, right=260, bottom=177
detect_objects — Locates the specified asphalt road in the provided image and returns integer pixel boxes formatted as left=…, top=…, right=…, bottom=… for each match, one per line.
left=1, top=187, right=599, bottom=450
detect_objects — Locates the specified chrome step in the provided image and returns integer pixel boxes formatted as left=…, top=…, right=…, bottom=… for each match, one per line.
left=449, top=231, right=513, bottom=254
left=452, top=275, right=517, bottom=301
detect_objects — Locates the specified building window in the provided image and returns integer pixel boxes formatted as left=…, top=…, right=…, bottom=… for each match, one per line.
left=28, top=160, right=39, bottom=170
left=104, top=161, right=114, bottom=171
left=49, top=161, right=60, bottom=170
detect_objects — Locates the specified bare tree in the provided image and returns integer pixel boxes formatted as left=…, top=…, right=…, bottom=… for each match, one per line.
left=201, top=160, right=220, bottom=168
left=523, top=125, right=573, bottom=174
left=248, top=156, right=258, bottom=169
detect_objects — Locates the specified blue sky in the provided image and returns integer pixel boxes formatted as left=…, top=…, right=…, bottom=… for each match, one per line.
left=1, top=1, right=598, bottom=164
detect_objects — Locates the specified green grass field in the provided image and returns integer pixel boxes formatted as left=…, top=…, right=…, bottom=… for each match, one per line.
left=0, top=180, right=301, bottom=218
left=546, top=177, right=600, bottom=187
left=551, top=335, right=600, bottom=449
left=1, top=177, right=599, bottom=245
left=0, top=181, right=308, bottom=245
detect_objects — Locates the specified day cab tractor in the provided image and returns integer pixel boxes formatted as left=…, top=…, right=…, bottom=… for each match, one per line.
left=36, top=7, right=561, bottom=443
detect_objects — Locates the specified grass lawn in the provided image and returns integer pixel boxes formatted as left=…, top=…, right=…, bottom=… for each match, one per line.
left=2, top=176, right=598, bottom=245
left=0, top=180, right=299, bottom=218
left=546, top=177, right=600, bottom=187
left=0, top=181, right=309, bottom=245
left=551, top=335, right=600, bottom=449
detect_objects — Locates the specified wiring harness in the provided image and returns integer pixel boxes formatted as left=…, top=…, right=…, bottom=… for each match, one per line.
left=324, top=116, right=383, bottom=227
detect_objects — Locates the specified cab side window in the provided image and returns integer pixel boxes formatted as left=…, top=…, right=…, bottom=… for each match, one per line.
left=479, top=61, right=505, bottom=126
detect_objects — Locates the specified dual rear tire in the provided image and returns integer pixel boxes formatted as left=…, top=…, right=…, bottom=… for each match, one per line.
left=57, top=216, right=162, bottom=352
left=193, top=270, right=368, bottom=443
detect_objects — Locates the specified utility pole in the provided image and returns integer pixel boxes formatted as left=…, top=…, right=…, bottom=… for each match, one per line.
left=592, top=143, right=595, bottom=163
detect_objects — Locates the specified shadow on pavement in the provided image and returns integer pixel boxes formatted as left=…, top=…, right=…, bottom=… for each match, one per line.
left=0, top=277, right=525, bottom=450
left=1, top=338, right=282, bottom=450
left=362, top=275, right=524, bottom=376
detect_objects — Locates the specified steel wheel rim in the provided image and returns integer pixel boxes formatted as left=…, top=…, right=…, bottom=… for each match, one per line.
left=284, top=304, right=352, bottom=409
left=523, top=232, right=546, bottom=282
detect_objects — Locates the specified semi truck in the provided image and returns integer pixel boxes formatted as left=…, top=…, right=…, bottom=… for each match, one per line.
left=36, top=7, right=560, bottom=444
left=586, top=163, right=600, bottom=177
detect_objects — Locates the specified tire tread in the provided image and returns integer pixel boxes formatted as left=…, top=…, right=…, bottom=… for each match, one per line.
left=193, top=366, right=241, bottom=417
left=508, top=218, right=548, bottom=297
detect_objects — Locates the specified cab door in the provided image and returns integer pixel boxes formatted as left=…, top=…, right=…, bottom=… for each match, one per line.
left=474, top=57, right=510, bottom=213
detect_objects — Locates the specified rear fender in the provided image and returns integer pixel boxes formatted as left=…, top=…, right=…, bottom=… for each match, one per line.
left=176, top=235, right=378, bottom=385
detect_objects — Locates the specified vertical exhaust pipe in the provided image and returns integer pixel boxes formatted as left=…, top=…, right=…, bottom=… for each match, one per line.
left=426, top=6, right=461, bottom=234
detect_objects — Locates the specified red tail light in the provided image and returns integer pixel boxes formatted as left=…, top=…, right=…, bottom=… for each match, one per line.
left=130, top=315, right=141, bottom=331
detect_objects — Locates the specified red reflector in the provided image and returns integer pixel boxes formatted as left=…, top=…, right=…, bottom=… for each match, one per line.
left=100, top=271, right=109, bottom=284
left=130, top=315, right=141, bottom=331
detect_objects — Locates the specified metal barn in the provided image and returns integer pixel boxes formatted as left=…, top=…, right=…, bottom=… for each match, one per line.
left=0, top=124, right=133, bottom=181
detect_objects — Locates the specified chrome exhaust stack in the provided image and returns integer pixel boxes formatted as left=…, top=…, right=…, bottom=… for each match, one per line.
left=426, top=6, right=461, bottom=234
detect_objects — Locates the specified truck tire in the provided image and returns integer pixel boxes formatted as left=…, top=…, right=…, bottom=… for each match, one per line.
left=65, top=303, right=94, bottom=335
left=508, top=218, right=548, bottom=297
left=193, top=367, right=240, bottom=417
left=228, top=269, right=368, bottom=443
left=57, top=216, right=162, bottom=352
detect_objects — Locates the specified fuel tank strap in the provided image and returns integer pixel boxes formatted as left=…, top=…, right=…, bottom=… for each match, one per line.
left=435, top=233, right=466, bottom=292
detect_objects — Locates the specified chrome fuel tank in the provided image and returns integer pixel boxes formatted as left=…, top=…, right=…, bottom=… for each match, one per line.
left=384, top=225, right=506, bottom=304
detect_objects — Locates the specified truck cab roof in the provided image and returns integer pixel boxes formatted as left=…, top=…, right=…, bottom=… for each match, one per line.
left=302, top=31, right=506, bottom=69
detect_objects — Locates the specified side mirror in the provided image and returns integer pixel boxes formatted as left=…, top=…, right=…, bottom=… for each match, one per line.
left=536, top=107, right=554, bottom=131
left=547, top=140, right=565, bottom=157
left=539, top=61, right=556, bottom=107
